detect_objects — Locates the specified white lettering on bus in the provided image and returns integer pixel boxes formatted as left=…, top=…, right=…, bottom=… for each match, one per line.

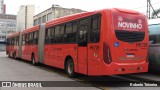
left=118, top=22, right=142, bottom=29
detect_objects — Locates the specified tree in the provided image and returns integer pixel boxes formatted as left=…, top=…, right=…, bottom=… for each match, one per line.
left=151, top=8, right=160, bottom=19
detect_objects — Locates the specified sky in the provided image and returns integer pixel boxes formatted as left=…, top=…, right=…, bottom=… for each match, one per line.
left=4, top=0, right=160, bottom=15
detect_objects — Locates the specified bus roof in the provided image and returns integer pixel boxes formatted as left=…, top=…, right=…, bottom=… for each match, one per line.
left=45, top=11, right=96, bottom=28
left=46, top=8, right=144, bottom=28
left=148, top=18, right=160, bottom=25
left=112, top=8, right=140, bottom=14
left=22, top=25, right=39, bottom=34
left=7, top=32, right=20, bottom=38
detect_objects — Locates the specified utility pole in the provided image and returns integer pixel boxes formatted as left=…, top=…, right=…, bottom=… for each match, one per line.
left=147, top=0, right=150, bottom=19
left=147, top=0, right=158, bottom=19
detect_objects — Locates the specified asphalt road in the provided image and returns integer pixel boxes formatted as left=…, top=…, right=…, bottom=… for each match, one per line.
left=0, top=51, right=100, bottom=90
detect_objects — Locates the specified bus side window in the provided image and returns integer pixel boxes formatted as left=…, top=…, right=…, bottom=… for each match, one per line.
left=26, top=34, right=29, bottom=45
left=12, top=38, right=14, bottom=45
left=33, top=32, right=35, bottom=44
left=54, top=26, right=60, bottom=43
left=10, top=38, right=12, bottom=45
left=13, top=37, right=15, bottom=45
left=31, top=33, right=34, bottom=45
left=59, top=25, right=65, bottom=43
left=90, top=15, right=101, bottom=42
left=45, top=28, right=51, bottom=44
left=50, top=27, right=55, bottom=44
left=13, top=37, right=16, bottom=45
left=78, top=18, right=90, bottom=46
left=8, top=38, right=10, bottom=46
left=65, top=23, right=71, bottom=43
left=60, top=25, right=65, bottom=34
left=9, top=38, right=11, bottom=45
left=36, top=31, right=39, bottom=44
left=22, top=35, right=25, bottom=45
left=33, top=31, right=39, bottom=45
left=72, top=22, right=77, bottom=43
left=16, top=36, right=19, bottom=45
left=28, top=33, right=32, bottom=45
left=65, top=22, right=77, bottom=43
left=66, top=23, right=72, bottom=34
left=13, top=37, right=14, bottom=45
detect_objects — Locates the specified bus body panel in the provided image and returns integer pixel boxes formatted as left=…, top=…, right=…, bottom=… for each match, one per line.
left=87, top=11, right=107, bottom=75
left=108, top=9, right=148, bottom=74
left=21, top=26, right=39, bottom=62
left=87, top=9, right=149, bottom=75
left=44, top=44, right=78, bottom=71
left=21, top=45, right=38, bottom=61
left=77, top=46, right=88, bottom=75
left=22, top=45, right=31, bottom=61
left=111, top=10, right=149, bottom=63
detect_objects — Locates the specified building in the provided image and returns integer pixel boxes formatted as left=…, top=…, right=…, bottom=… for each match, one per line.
left=0, top=1, right=16, bottom=51
left=0, top=32, right=6, bottom=42
left=16, top=5, right=35, bottom=32
left=0, top=0, right=6, bottom=14
left=34, top=5, right=85, bottom=26
left=0, top=14, right=16, bottom=34
left=0, top=32, right=6, bottom=51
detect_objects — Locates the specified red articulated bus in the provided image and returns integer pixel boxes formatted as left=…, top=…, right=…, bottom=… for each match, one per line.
left=6, top=8, right=149, bottom=77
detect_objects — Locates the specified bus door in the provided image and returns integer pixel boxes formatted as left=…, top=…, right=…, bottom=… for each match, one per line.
left=77, top=18, right=90, bottom=75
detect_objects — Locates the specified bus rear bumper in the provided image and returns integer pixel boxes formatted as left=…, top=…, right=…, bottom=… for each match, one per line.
left=88, top=61, right=148, bottom=76
left=106, top=62, right=148, bottom=75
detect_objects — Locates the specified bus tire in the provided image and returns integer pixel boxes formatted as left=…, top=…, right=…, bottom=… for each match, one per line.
left=31, top=54, right=36, bottom=66
left=66, top=58, right=75, bottom=78
left=14, top=52, right=17, bottom=60
left=13, top=52, right=16, bottom=59
left=8, top=52, right=11, bottom=58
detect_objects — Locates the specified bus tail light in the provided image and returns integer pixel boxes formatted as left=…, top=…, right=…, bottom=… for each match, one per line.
left=103, top=42, right=112, bottom=64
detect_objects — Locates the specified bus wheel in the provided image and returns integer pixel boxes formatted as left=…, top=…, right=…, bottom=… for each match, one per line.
left=8, top=52, right=10, bottom=58
left=14, top=52, right=17, bottom=60
left=66, top=58, right=75, bottom=78
left=13, top=52, right=16, bottom=59
left=31, top=54, right=36, bottom=66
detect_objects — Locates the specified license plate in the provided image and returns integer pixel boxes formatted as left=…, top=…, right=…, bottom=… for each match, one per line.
left=127, top=54, right=135, bottom=58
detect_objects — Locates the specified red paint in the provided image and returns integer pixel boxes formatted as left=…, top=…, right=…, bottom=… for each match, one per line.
left=6, top=8, right=149, bottom=76
left=113, top=12, right=145, bottom=31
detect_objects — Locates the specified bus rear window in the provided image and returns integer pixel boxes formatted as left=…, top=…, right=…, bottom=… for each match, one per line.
left=113, top=13, right=146, bottom=42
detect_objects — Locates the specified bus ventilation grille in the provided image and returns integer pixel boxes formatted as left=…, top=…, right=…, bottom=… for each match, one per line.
left=115, top=30, right=145, bottom=42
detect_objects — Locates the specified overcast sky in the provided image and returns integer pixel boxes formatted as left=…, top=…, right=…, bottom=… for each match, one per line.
left=4, top=0, right=160, bottom=15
